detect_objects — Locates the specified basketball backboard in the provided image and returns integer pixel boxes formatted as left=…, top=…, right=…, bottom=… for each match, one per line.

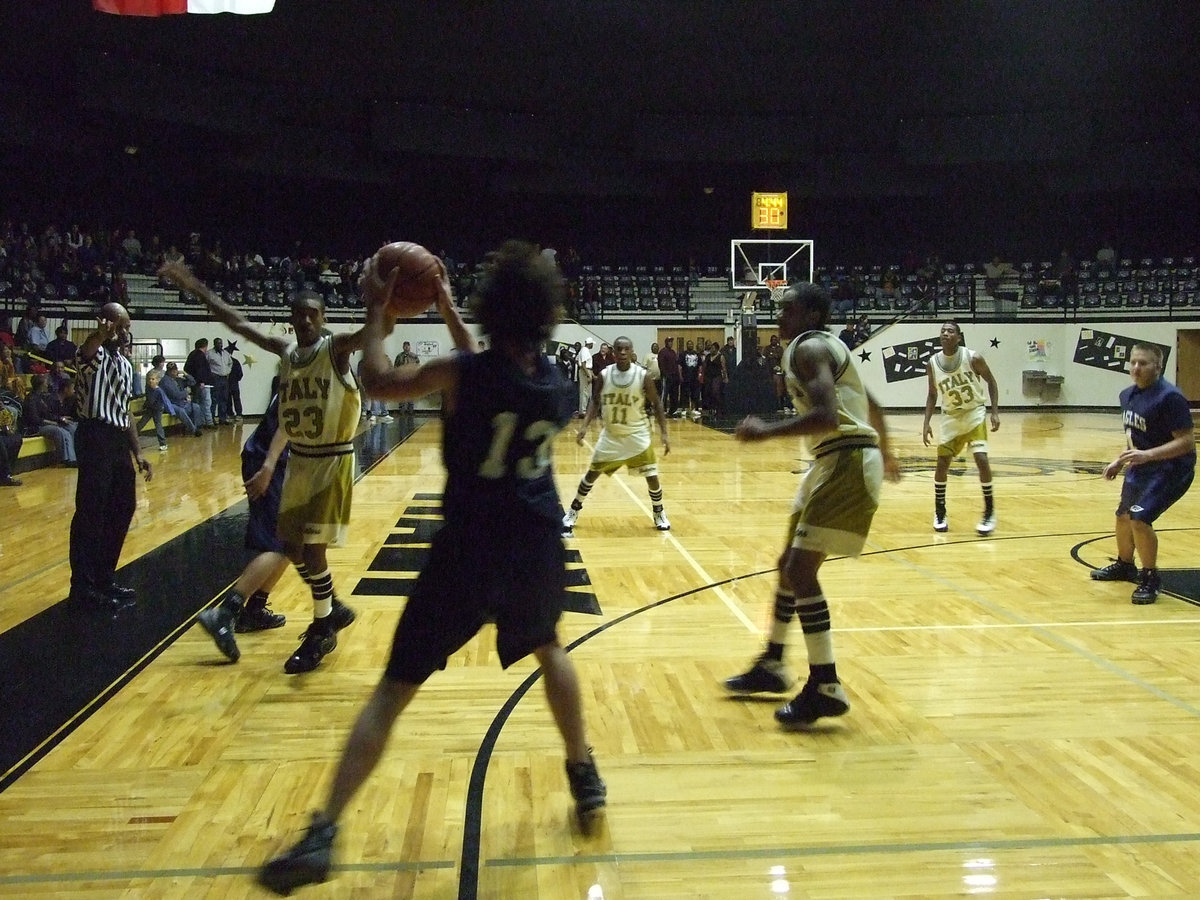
left=730, top=238, right=814, bottom=290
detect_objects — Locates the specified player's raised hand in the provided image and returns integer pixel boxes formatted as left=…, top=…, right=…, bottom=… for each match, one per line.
left=360, top=254, right=400, bottom=329
left=432, top=259, right=455, bottom=312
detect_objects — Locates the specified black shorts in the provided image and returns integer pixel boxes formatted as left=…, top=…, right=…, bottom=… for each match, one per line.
left=384, top=516, right=566, bottom=685
left=1118, top=465, right=1194, bottom=525
left=242, top=454, right=286, bottom=553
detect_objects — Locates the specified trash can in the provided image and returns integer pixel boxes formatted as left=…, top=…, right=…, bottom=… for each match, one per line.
left=1041, top=374, right=1064, bottom=401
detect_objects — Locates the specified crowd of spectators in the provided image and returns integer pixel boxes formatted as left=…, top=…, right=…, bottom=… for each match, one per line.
left=2, top=218, right=1196, bottom=332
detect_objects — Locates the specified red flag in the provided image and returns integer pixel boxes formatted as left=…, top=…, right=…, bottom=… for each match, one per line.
left=94, top=0, right=275, bottom=14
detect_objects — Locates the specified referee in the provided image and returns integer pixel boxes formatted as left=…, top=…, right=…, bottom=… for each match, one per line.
left=68, top=302, right=153, bottom=612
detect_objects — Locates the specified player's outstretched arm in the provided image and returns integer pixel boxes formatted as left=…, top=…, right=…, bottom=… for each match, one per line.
left=159, top=262, right=289, bottom=357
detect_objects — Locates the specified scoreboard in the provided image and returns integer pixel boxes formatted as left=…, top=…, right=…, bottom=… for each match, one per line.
left=751, top=192, right=787, bottom=230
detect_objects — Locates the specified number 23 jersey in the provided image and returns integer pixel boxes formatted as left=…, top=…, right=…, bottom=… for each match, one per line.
left=442, top=350, right=571, bottom=526
left=278, top=335, right=361, bottom=452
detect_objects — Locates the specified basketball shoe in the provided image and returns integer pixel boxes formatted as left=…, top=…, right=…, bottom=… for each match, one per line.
left=653, top=509, right=670, bottom=531
left=933, top=509, right=948, bottom=533
left=258, top=813, right=336, bottom=896
left=565, top=752, right=606, bottom=831
left=1131, top=568, right=1161, bottom=605
left=724, top=655, right=793, bottom=694
left=775, top=680, right=850, bottom=729
left=235, top=601, right=286, bottom=633
left=197, top=592, right=244, bottom=662
left=329, top=598, right=356, bottom=631
left=977, top=511, right=997, bottom=535
left=1090, top=558, right=1138, bottom=582
left=284, top=623, right=337, bottom=674
left=562, top=507, right=579, bottom=531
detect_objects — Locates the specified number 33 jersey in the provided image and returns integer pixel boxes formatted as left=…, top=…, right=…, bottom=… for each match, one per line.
left=930, top=347, right=988, bottom=439
left=442, top=350, right=572, bottom=526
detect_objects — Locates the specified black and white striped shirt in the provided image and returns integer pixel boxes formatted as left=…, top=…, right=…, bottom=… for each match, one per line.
left=75, top=344, right=133, bottom=429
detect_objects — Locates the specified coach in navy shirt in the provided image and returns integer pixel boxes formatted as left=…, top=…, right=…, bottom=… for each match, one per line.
left=1091, top=342, right=1195, bottom=604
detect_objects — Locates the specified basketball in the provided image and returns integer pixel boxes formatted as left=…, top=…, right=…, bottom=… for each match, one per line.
left=374, top=241, right=441, bottom=317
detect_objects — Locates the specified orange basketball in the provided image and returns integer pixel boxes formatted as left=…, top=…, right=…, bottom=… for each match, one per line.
left=374, top=241, right=440, bottom=317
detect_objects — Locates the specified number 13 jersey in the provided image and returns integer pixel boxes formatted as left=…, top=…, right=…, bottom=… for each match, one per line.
left=931, top=347, right=988, bottom=439
left=442, top=350, right=571, bottom=526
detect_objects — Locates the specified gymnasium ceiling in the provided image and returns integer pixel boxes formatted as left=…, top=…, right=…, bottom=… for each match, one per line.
left=2, top=0, right=1198, bottom=199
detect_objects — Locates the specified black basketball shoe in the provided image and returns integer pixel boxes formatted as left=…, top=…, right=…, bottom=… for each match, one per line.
left=258, top=813, right=337, bottom=896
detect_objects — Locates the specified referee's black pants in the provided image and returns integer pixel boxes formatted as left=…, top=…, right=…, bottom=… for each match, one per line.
left=69, top=420, right=136, bottom=594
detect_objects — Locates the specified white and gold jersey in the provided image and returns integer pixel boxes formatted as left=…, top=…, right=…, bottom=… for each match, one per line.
left=278, top=335, right=361, bottom=454
left=930, top=347, right=988, bottom=438
left=782, top=329, right=878, bottom=457
left=592, top=362, right=652, bottom=461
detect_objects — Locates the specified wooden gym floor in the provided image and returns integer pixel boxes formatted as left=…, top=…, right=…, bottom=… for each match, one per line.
left=0, top=409, right=1198, bottom=899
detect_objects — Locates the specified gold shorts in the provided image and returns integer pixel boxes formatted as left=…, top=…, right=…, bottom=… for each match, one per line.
left=590, top=445, right=658, bottom=478
left=937, top=421, right=989, bottom=458
left=277, top=450, right=355, bottom=547
left=787, top=446, right=882, bottom=557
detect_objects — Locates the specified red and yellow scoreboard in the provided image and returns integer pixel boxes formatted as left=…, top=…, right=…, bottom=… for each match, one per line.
left=751, top=192, right=788, bottom=230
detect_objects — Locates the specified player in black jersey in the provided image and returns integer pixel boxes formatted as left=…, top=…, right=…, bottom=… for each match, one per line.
left=259, top=242, right=606, bottom=895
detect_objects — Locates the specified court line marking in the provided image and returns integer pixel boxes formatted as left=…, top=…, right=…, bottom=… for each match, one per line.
left=574, top=433, right=760, bottom=634
left=0, top=859, right=455, bottom=887
left=873, top=539, right=1200, bottom=719
left=485, top=829, right=1200, bottom=868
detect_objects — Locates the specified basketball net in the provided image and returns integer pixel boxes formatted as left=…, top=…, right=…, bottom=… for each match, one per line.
left=766, top=279, right=788, bottom=306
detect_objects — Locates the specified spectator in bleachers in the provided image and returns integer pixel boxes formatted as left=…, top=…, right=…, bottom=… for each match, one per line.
left=1, top=344, right=25, bottom=399
left=161, top=362, right=206, bottom=433
left=0, top=315, right=14, bottom=351
left=14, top=305, right=38, bottom=355
left=23, top=373, right=77, bottom=466
left=838, top=321, right=861, bottom=349
left=1096, top=239, right=1116, bottom=269
left=0, top=400, right=22, bottom=487
left=136, top=370, right=176, bottom=451
left=49, top=360, right=72, bottom=393
left=58, top=377, right=80, bottom=420
left=78, top=235, right=101, bottom=271
left=121, top=229, right=142, bottom=269
left=983, top=255, right=1016, bottom=298
left=44, top=324, right=76, bottom=364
